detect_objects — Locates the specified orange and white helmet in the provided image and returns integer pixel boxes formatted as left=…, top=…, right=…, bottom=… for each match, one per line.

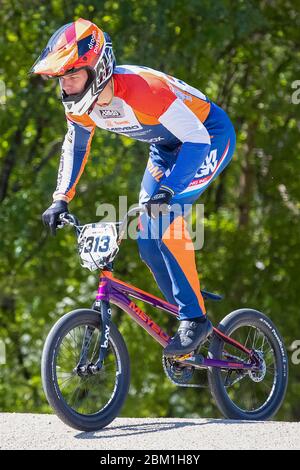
left=30, top=18, right=116, bottom=115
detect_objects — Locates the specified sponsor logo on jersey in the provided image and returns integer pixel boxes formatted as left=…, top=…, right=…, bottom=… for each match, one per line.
left=99, top=109, right=122, bottom=118
left=130, top=129, right=152, bottom=137
left=169, top=84, right=192, bottom=103
left=56, top=150, right=65, bottom=188
left=195, top=149, right=218, bottom=178
left=66, top=128, right=74, bottom=143
left=105, top=119, right=131, bottom=127
left=147, top=160, right=164, bottom=182
left=107, top=125, right=141, bottom=132
left=138, top=136, right=165, bottom=143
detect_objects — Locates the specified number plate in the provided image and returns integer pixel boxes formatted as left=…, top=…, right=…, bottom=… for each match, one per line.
left=78, top=223, right=119, bottom=270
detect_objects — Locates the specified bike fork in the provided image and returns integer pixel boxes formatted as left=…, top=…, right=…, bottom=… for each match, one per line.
left=75, top=300, right=112, bottom=375
left=92, top=299, right=112, bottom=371
left=76, top=325, right=94, bottom=374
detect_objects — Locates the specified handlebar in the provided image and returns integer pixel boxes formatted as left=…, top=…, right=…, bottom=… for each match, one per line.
left=58, top=213, right=80, bottom=227
left=57, top=205, right=146, bottom=244
left=116, top=205, right=146, bottom=244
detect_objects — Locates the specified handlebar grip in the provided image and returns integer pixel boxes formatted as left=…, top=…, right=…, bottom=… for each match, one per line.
left=57, top=213, right=80, bottom=228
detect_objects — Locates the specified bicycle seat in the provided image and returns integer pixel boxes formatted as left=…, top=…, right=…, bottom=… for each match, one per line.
left=201, top=290, right=223, bottom=301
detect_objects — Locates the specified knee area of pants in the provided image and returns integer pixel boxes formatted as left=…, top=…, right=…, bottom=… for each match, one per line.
left=137, top=237, right=155, bottom=257
left=137, top=241, right=163, bottom=267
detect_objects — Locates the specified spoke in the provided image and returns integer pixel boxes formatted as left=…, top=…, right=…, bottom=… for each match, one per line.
left=59, top=375, right=79, bottom=390
left=60, top=338, right=78, bottom=361
left=264, top=346, right=275, bottom=357
left=252, top=328, right=258, bottom=349
left=90, top=331, right=100, bottom=362
left=57, top=347, right=78, bottom=366
left=260, top=335, right=266, bottom=351
left=57, top=371, right=75, bottom=383
left=75, top=327, right=85, bottom=363
left=219, top=324, right=281, bottom=413
left=78, top=328, right=94, bottom=364
left=101, top=361, right=117, bottom=371
left=55, top=323, right=120, bottom=415
left=69, top=329, right=80, bottom=356
left=69, top=382, right=82, bottom=408
left=260, top=380, right=274, bottom=392
left=244, top=328, right=252, bottom=349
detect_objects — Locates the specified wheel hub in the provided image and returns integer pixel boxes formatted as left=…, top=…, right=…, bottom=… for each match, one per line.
left=74, top=363, right=101, bottom=377
left=248, top=351, right=266, bottom=383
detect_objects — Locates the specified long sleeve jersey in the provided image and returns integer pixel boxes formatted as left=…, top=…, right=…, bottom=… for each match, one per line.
left=53, top=64, right=213, bottom=203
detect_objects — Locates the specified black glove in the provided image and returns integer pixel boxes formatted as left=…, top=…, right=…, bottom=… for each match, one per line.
left=42, top=200, right=69, bottom=236
left=144, top=188, right=173, bottom=219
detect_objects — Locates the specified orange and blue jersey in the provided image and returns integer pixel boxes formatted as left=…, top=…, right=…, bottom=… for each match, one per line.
left=53, top=64, right=216, bottom=202
left=53, top=64, right=236, bottom=320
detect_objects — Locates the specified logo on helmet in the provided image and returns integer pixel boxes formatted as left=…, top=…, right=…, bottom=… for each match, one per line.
left=88, top=30, right=102, bottom=54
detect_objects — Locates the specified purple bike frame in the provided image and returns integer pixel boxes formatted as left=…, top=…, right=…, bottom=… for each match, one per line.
left=96, top=270, right=257, bottom=371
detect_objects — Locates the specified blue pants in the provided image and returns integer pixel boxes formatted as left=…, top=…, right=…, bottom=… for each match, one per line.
left=137, top=103, right=236, bottom=320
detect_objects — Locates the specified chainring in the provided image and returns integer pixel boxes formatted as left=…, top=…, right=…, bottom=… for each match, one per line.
left=162, top=355, right=195, bottom=387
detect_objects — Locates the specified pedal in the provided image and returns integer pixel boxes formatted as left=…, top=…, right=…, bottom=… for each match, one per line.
left=178, top=353, right=205, bottom=368
left=173, top=352, right=194, bottom=362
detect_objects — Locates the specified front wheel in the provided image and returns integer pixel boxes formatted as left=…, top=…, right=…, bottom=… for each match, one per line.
left=41, top=308, right=130, bottom=431
left=208, top=309, right=288, bottom=420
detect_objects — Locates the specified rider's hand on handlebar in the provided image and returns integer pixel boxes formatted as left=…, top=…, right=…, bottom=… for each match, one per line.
left=42, top=200, right=69, bottom=236
left=144, top=188, right=173, bottom=219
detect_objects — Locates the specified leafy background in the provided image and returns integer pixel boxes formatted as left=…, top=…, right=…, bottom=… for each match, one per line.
left=0, top=0, right=300, bottom=419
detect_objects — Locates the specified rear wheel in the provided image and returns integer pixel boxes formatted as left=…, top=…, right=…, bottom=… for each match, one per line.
left=208, top=309, right=288, bottom=420
left=41, top=308, right=130, bottom=431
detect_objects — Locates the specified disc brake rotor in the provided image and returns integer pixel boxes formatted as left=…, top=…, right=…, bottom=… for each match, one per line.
left=248, top=351, right=267, bottom=383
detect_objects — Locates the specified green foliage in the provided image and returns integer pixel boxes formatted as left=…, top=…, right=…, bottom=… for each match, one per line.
left=0, top=0, right=300, bottom=420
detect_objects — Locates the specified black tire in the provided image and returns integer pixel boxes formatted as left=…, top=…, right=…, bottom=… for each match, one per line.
left=41, top=308, right=130, bottom=431
left=208, top=308, right=288, bottom=420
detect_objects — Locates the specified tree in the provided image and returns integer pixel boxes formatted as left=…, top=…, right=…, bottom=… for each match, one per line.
left=0, top=0, right=299, bottom=419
